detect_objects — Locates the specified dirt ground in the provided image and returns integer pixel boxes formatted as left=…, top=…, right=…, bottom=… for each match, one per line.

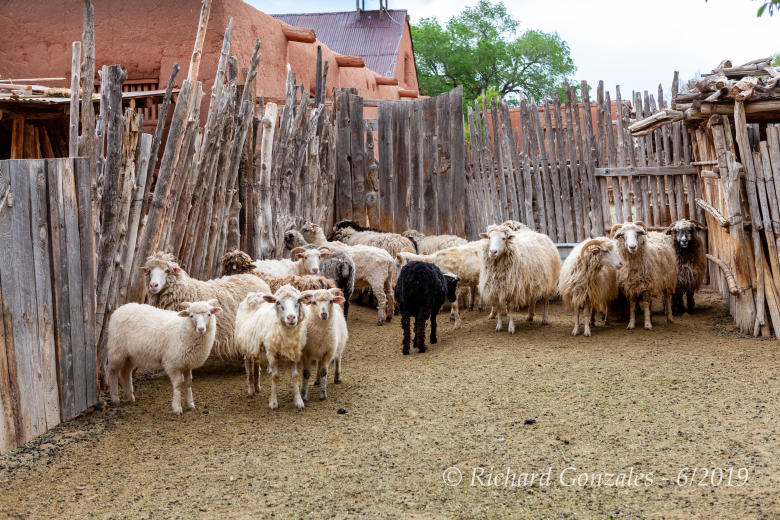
left=1, top=289, right=778, bottom=519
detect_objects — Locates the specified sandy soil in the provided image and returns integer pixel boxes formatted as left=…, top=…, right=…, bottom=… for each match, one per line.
left=1, top=289, right=778, bottom=519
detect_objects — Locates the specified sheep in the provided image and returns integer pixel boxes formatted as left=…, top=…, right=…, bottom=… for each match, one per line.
left=501, top=219, right=530, bottom=232
left=302, top=222, right=396, bottom=325
left=234, top=285, right=311, bottom=410
left=396, top=240, right=485, bottom=327
left=220, top=250, right=256, bottom=276
left=394, top=261, right=459, bottom=355
left=259, top=273, right=336, bottom=293
left=666, top=219, right=706, bottom=314
left=331, top=219, right=416, bottom=259
left=401, top=229, right=467, bottom=255
left=558, top=237, right=623, bottom=336
left=141, top=252, right=270, bottom=358
left=479, top=224, right=561, bottom=333
left=299, top=288, right=348, bottom=401
left=105, top=300, right=221, bottom=414
left=253, top=246, right=330, bottom=277
left=284, top=229, right=356, bottom=318
left=610, top=221, right=678, bottom=330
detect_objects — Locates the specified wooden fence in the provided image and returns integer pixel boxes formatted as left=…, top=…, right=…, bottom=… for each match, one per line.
left=1, top=158, right=97, bottom=454
left=465, top=80, right=704, bottom=241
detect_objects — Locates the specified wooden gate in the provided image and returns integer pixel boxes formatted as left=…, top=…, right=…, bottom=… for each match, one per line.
left=0, top=158, right=97, bottom=455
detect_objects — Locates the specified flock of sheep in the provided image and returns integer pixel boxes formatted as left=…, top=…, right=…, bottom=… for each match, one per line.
left=104, top=217, right=705, bottom=413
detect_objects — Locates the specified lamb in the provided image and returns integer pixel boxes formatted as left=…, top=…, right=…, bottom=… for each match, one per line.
left=141, top=251, right=270, bottom=358
left=666, top=219, right=706, bottom=314
left=401, top=229, right=467, bottom=255
left=396, top=240, right=485, bottom=327
left=284, top=229, right=356, bottom=318
left=105, top=300, right=221, bottom=414
left=301, top=222, right=396, bottom=325
left=234, top=285, right=311, bottom=410
left=558, top=237, right=623, bottom=336
left=331, top=219, right=416, bottom=259
left=300, top=288, right=348, bottom=401
left=253, top=246, right=330, bottom=277
left=394, top=261, right=459, bottom=355
left=479, top=224, right=561, bottom=333
left=610, top=221, right=678, bottom=330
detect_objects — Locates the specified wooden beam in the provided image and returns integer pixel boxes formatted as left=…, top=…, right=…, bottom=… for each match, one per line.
left=375, top=76, right=398, bottom=86
left=335, top=55, right=365, bottom=68
left=696, top=198, right=729, bottom=227
left=187, top=0, right=212, bottom=82
left=398, top=89, right=418, bottom=98
left=594, top=165, right=698, bottom=177
left=707, top=254, right=740, bottom=295
left=282, top=24, right=316, bottom=43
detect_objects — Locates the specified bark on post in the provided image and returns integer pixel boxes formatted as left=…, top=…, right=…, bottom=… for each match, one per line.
left=257, top=102, right=278, bottom=259
left=68, top=42, right=81, bottom=158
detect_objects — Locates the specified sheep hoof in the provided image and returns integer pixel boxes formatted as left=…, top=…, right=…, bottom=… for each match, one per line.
left=314, top=379, right=320, bottom=386
left=626, top=323, right=635, bottom=330
left=385, top=315, right=392, bottom=323
left=644, top=322, right=653, bottom=330
left=418, top=346, right=427, bottom=353
left=295, top=397, right=305, bottom=410
left=508, top=324, right=515, bottom=334
left=402, top=349, right=410, bottom=355
left=187, top=402, right=196, bottom=410
left=430, top=337, right=437, bottom=344
left=319, top=392, right=327, bottom=401
left=478, top=305, right=484, bottom=312
left=334, top=377, right=341, bottom=384
left=172, top=405, right=183, bottom=415
left=584, top=329, right=591, bottom=337
left=453, top=321, right=462, bottom=330
left=377, top=319, right=383, bottom=326
left=571, top=328, right=579, bottom=336
left=468, top=305, right=474, bottom=311
left=268, top=399, right=278, bottom=410
left=449, top=314, right=455, bottom=322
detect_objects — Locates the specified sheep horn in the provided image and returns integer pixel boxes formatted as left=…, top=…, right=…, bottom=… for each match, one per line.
left=609, top=224, right=622, bottom=239
left=634, top=220, right=648, bottom=232
left=290, top=247, right=306, bottom=255
left=579, top=239, right=603, bottom=258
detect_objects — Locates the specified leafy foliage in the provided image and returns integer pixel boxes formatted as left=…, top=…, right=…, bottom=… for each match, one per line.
left=412, top=0, right=576, bottom=112
left=757, top=0, right=780, bottom=16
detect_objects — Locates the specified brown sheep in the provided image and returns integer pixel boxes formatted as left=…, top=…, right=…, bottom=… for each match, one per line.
left=666, top=219, right=706, bottom=314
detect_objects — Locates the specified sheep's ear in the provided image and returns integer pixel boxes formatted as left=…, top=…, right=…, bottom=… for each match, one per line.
left=172, top=266, right=181, bottom=274
left=479, top=232, right=488, bottom=239
left=580, top=239, right=599, bottom=257
left=635, top=220, right=647, bottom=232
left=138, top=266, right=147, bottom=273
left=695, top=224, right=703, bottom=231
left=178, top=302, right=191, bottom=310
left=665, top=227, right=673, bottom=235
left=262, top=294, right=277, bottom=304
left=178, top=310, right=189, bottom=317
left=332, top=296, right=346, bottom=304
left=319, top=251, right=330, bottom=258
left=295, top=252, right=305, bottom=260
left=609, top=224, right=622, bottom=239
left=209, top=307, right=222, bottom=315
left=299, top=292, right=314, bottom=305
left=206, top=298, right=219, bottom=307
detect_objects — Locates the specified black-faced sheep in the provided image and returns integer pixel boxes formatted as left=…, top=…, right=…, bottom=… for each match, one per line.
left=106, top=300, right=221, bottom=414
left=558, top=238, right=623, bottom=336
left=479, top=224, right=561, bottom=333
left=394, top=261, right=458, bottom=355
left=666, top=219, right=706, bottom=314
left=141, top=252, right=270, bottom=358
left=610, top=221, right=678, bottom=330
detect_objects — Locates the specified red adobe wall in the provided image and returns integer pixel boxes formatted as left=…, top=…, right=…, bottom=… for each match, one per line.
left=0, top=0, right=411, bottom=124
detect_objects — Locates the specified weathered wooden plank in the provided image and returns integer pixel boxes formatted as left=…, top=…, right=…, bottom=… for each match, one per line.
left=364, top=125, right=380, bottom=229
left=423, top=98, right=439, bottom=234
left=378, top=101, right=394, bottom=231
left=489, top=99, right=509, bottom=220
left=408, top=101, right=422, bottom=231
left=436, top=93, right=452, bottom=234
left=552, top=93, right=574, bottom=241
left=334, top=91, right=352, bottom=222
left=535, top=99, right=557, bottom=239
left=450, top=86, right=466, bottom=237
left=564, top=83, right=586, bottom=240
left=478, top=98, right=498, bottom=224
left=595, top=166, right=699, bottom=177
left=68, top=42, right=81, bottom=158
left=595, top=82, right=611, bottom=229
left=349, top=94, right=367, bottom=225
left=394, top=100, right=411, bottom=232
left=29, top=161, right=60, bottom=429
left=580, top=81, right=602, bottom=236
left=523, top=102, right=546, bottom=234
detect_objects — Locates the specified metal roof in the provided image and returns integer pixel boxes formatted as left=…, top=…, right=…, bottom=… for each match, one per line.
left=273, top=9, right=408, bottom=78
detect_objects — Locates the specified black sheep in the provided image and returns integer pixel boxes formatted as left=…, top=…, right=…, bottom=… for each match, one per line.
left=666, top=220, right=706, bottom=314
left=394, top=261, right=458, bottom=355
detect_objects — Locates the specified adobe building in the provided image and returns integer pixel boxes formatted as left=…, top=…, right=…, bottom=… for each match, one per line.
left=0, top=0, right=421, bottom=132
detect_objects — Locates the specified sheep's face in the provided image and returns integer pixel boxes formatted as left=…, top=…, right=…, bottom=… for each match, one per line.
left=284, top=230, right=304, bottom=251
left=291, top=247, right=330, bottom=275
left=263, top=285, right=310, bottom=327
left=178, top=299, right=221, bottom=335
left=303, top=288, right=346, bottom=321
left=612, top=223, right=647, bottom=255
left=301, top=222, right=325, bottom=243
left=480, top=229, right=513, bottom=259
left=581, top=240, right=623, bottom=269
left=667, top=220, right=701, bottom=249
left=444, top=274, right=459, bottom=303
left=140, top=259, right=181, bottom=294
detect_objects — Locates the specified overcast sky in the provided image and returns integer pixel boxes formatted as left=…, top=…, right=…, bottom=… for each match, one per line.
left=251, top=0, right=778, bottom=98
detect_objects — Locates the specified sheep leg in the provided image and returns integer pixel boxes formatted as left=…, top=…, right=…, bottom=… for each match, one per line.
left=386, top=278, right=395, bottom=322
left=667, top=292, right=675, bottom=323
left=686, top=291, right=695, bottom=313
left=430, top=311, right=438, bottom=345
left=495, top=309, right=503, bottom=331
left=572, top=307, right=581, bottom=336
left=641, top=299, right=652, bottom=330
left=372, top=279, right=387, bottom=326
left=597, top=305, right=608, bottom=326
left=291, top=363, right=305, bottom=410
left=245, top=357, right=257, bottom=396
left=451, top=293, right=463, bottom=329
left=526, top=300, right=535, bottom=322
left=542, top=300, right=550, bottom=325
left=467, top=287, right=474, bottom=311
left=416, top=317, right=427, bottom=352
left=672, top=291, right=683, bottom=315
left=401, top=315, right=411, bottom=355
left=167, top=369, right=185, bottom=415
left=488, top=306, right=496, bottom=319
left=120, top=363, right=135, bottom=403
left=313, top=360, right=321, bottom=386
left=318, top=357, right=329, bottom=401
left=108, top=365, right=121, bottom=405
left=185, top=369, right=195, bottom=410
left=268, top=362, right=279, bottom=410
left=507, top=311, right=516, bottom=334
left=334, top=355, right=343, bottom=384
left=344, top=300, right=350, bottom=319
left=627, top=298, right=637, bottom=329
left=253, top=360, right=261, bottom=393
left=583, top=305, right=592, bottom=337
left=301, top=355, right=312, bottom=402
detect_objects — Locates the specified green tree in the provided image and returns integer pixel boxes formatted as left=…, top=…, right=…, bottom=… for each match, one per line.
left=412, top=0, right=576, bottom=111
left=757, top=0, right=779, bottom=16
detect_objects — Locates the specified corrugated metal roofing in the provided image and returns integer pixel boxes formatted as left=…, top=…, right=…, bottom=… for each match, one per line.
left=273, top=9, right=407, bottom=77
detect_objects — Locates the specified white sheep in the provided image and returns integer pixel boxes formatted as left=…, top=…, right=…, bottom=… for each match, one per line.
left=105, top=300, right=221, bottom=414
left=401, top=229, right=467, bottom=255
left=300, top=288, right=348, bottom=401
left=253, top=246, right=330, bottom=277
left=301, top=222, right=396, bottom=325
left=331, top=220, right=416, bottom=259
left=610, top=221, right=678, bottom=330
left=234, top=285, right=311, bottom=410
left=479, top=224, right=561, bottom=333
left=396, top=240, right=485, bottom=327
left=141, top=252, right=270, bottom=359
left=558, top=237, right=623, bottom=336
